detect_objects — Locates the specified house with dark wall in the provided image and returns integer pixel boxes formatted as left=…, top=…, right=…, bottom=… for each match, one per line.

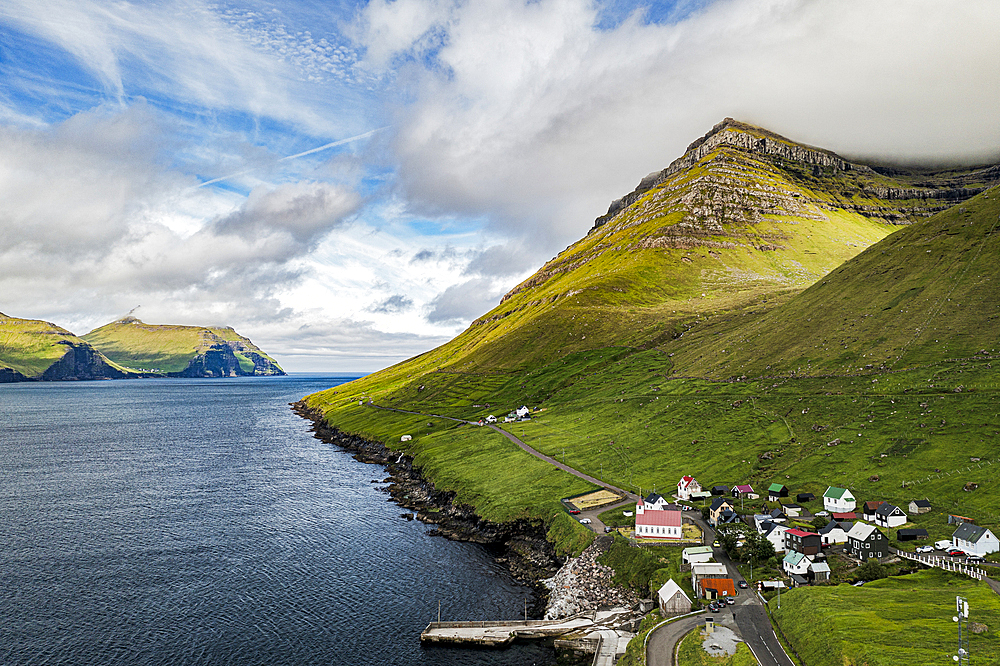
left=847, top=523, right=888, bottom=561
left=784, top=528, right=821, bottom=556
left=768, top=483, right=789, bottom=501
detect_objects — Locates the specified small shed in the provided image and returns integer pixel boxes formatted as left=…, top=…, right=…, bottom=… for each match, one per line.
left=710, top=485, right=730, bottom=496
left=897, top=528, right=929, bottom=541
left=768, top=483, right=789, bottom=501
left=908, top=499, right=932, bottom=514
left=949, top=514, right=974, bottom=525
left=657, top=579, right=692, bottom=616
left=796, top=492, right=815, bottom=503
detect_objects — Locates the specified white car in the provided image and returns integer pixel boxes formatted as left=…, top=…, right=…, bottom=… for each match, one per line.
left=579, top=518, right=592, bottom=524
left=915, top=545, right=934, bottom=553
left=815, top=511, right=829, bottom=517
left=935, top=540, right=953, bottom=550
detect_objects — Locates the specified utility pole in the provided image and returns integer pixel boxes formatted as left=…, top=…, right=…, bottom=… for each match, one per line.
left=953, top=595, right=969, bottom=664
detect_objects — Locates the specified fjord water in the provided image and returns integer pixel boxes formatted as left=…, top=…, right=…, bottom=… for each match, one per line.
left=0, top=376, right=552, bottom=665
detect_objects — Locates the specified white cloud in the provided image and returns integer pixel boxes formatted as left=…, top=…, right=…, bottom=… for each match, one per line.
left=362, top=0, right=1000, bottom=259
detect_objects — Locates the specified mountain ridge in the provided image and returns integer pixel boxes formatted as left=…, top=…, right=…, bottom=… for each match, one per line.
left=83, top=316, right=285, bottom=377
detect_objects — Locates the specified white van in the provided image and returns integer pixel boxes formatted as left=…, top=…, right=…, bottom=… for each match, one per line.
left=934, top=540, right=952, bottom=550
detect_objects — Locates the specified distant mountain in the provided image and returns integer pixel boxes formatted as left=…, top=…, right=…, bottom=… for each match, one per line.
left=0, top=313, right=134, bottom=382
left=665, top=183, right=1000, bottom=378
left=83, top=317, right=285, bottom=377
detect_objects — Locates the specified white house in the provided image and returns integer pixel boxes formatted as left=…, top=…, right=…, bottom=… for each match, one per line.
left=485, top=415, right=497, bottom=423
left=952, top=524, right=1000, bottom=556
left=761, top=522, right=788, bottom=554
left=400, top=434, right=412, bottom=442
left=682, top=546, right=714, bottom=564
left=658, top=579, right=692, bottom=616
left=643, top=492, right=670, bottom=510
left=782, top=551, right=811, bottom=577
left=874, top=503, right=907, bottom=529
left=677, top=476, right=701, bottom=500
left=634, top=502, right=683, bottom=540
left=818, top=520, right=851, bottom=546
left=823, top=486, right=856, bottom=513
left=516, top=406, right=531, bottom=419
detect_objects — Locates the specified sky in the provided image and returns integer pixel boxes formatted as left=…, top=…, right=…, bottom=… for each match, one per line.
left=1, top=0, right=998, bottom=372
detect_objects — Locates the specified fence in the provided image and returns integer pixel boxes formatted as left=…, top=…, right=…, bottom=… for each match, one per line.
left=896, top=550, right=986, bottom=580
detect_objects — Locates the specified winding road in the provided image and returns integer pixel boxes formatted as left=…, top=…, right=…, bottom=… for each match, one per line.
left=367, top=402, right=796, bottom=665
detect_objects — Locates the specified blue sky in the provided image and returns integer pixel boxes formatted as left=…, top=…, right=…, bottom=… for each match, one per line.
left=1, top=0, right=998, bottom=371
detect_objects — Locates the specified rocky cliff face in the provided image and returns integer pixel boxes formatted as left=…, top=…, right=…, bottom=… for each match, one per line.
left=39, top=341, right=131, bottom=381
left=591, top=118, right=997, bottom=232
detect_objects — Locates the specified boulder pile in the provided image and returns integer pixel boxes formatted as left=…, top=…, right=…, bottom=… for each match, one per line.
left=543, top=539, right=640, bottom=620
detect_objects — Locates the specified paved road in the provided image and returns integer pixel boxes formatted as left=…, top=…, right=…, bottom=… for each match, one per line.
left=646, top=614, right=705, bottom=666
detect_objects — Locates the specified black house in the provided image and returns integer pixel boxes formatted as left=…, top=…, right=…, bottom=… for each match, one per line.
left=796, top=492, right=815, bottom=503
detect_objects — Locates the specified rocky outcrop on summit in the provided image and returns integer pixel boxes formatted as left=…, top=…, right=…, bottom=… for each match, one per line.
left=592, top=118, right=997, bottom=231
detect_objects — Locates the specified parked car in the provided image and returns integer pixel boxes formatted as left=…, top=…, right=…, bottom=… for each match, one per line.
left=915, top=545, right=934, bottom=553
left=568, top=509, right=580, bottom=515
left=710, top=605, right=720, bottom=613
left=815, top=511, right=829, bottom=517
left=579, top=518, right=592, bottom=524
left=726, top=597, right=736, bottom=605
left=935, top=540, right=953, bottom=550
left=967, top=555, right=985, bottom=563
left=738, top=580, right=749, bottom=589
left=947, top=549, right=965, bottom=557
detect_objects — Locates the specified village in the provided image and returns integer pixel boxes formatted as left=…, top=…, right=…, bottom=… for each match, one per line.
left=552, top=471, right=999, bottom=665
left=612, top=475, right=998, bottom=601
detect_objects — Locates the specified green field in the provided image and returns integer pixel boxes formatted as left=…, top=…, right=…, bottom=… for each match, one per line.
left=771, top=569, right=1000, bottom=666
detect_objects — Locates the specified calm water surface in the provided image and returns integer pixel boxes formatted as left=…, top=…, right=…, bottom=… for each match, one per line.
left=0, top=375, right=554, bottom=665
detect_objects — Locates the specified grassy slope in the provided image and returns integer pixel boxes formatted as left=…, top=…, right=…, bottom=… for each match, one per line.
left=771, top=569, right=1000, bottom=666
left=83, top=317, right=282, bottom=374
left=302, top=125, right=1000, bottom=552
left=667, top=185, right=1000, bottom=378
left=0, top=313, right=128, bottom=378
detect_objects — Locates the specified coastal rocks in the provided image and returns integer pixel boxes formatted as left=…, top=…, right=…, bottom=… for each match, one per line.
left=543, top=539, right=640, bottom=620
left=292, top=401, right=564, bottom=607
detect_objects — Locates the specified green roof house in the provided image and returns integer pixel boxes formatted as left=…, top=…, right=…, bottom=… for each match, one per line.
left=823, top=486, right=856, bottom=513
left=768, top=483, right=789, bottom=501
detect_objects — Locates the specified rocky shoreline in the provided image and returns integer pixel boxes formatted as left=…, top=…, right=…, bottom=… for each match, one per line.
left=291, top=401, right=566, bottom=615
left=291, top=401, right=646, bottom=623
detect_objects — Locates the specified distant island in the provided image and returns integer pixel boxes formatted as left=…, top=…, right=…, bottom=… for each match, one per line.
left=0, top=314, right=283, bottom=382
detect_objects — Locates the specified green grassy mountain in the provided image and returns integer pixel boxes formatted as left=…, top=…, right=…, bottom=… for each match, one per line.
left=0, top=313, right=134, bottom=381
left=300, top=121, right=1000, bottom=556
left=306, top=118, right=998, bottom=412
left=665, top=184, right=1000, bottom=378
left=83, top=317, right=285, bottom=377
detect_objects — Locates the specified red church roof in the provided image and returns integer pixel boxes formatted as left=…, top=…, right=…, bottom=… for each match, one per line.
left=636, top=509, right=683, bottom=528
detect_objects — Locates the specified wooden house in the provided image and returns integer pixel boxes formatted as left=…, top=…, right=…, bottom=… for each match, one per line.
left=847, top=523, right=888, bottom=561
left=908, top=499, right=932, bottom=514
left=784, top=528, right=821, bottom=556
left=767, top=483, right=789, bottom=501
left=657, top=579, right=692, bottom=616
left=874, top=503, right=907, bottom=529
left=823, top=486, right=856, bottom=513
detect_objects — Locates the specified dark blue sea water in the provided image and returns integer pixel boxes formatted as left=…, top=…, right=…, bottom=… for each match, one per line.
left=0, top=375, right=555, bottom=665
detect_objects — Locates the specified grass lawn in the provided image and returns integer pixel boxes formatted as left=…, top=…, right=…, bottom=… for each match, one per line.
left=771, top=569, right=1000, bottom=666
